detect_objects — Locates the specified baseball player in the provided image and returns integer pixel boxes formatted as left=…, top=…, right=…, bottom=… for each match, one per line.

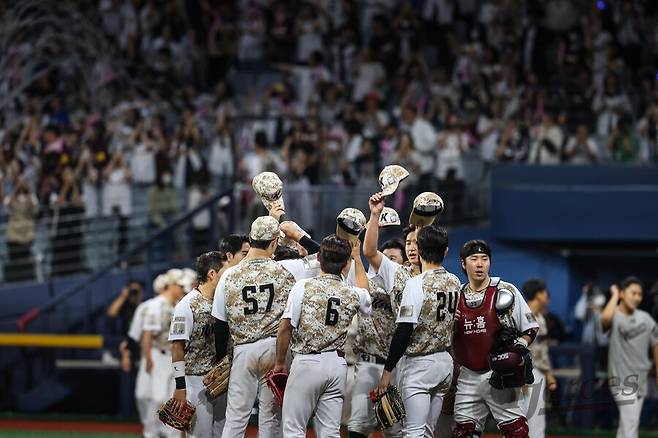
left=217, top=234, right=250, bottom=268
left=274, top=235, right=371, bottom=438
left=521, top=279, right=558, bottom=438
left=378, top=225, right=460, bottom=437
left=169, top=252, right=226, bottom=437
left=347, top=240, right=404, bottom=438
left=601, top=277, right=658, bottom=438
left=452, top=240, right=539, bottom=438
left=212, top=216, right=297, bottom=437
left=120, top=273, right=167, bottom=438
left=142, top=269, right=187, bottom=438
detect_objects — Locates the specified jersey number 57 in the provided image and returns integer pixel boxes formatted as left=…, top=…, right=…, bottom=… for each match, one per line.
left=242, top=284, right=275, bottom=315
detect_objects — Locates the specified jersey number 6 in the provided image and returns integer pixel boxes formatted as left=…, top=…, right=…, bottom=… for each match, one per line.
left=436, top=291, right=458, bottom=321
left=325, top=297, right=341, bottom=326
left=242, top=284, right=275, bottom=315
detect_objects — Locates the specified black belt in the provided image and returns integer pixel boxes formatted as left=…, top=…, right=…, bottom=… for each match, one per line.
left=359, top=353, right=386, bottom=365
left=308, top=350, right=345, bottom=358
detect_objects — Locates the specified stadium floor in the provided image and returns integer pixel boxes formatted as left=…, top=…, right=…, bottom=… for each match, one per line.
left=2, top=419, right=658, bottom=437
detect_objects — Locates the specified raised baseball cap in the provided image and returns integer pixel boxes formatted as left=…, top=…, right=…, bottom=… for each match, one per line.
left=250, top=216, right=280, bottom=241
left=336, top=208, right=367, bottom=243
left=165, top=268, right=186, bottom=288
left=409, top=192, right=444, bottom=227
left=379, top=207, right=401, bottom=227
left=379, top=165, right=409, bottom=196
left=252, top=172, right=284, bottom=210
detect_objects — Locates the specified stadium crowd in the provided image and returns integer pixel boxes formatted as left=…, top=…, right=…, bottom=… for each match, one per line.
left=2, top=0, right=658, bottom=281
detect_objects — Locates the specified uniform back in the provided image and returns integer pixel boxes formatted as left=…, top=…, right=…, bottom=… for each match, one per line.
left=290, top=274, right=364, bottom=354
left=398, top=267, right=461, bottom=355
left=220, top=258, right=296, bottom=345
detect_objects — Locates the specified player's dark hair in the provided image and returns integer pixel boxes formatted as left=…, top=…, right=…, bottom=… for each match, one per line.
left=522, top=279, right=547, bottom=301
left=620, top=276, right=643, bottom=291
left=274, top=246, right=300, bottom=261
left=218, top=234, right=249, bottom=259
left=319, top=235, right=352, bottom=275
left=417, top=225, right=448, bottom=265
left=195, top=251, right=224, bottom=284
left=380, top=238, right=407, bottom=262
left=249, top=237, right=276, bottom=250
left=127, top=279, right=145, bottom=289
left=402, top=225, right=415, bottom=240
left=460, top=240, right=492, bottom=260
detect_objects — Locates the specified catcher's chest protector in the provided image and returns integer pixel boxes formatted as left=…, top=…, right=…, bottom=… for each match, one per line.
left=453, top=283, right=501, bottom=371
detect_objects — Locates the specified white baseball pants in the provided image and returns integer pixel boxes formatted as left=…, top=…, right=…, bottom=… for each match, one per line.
left=453, top=366, right=526, bottom=433
left=221, top=337, right=280, bottom=438
left=614, top=393, right=644, bottom=438
left=347, top=359, right=402, bottom=437
left=185, top=375, right=226, bottom=438
left=397, top=351, right=453, bottom=438
left=282, top=351, right=347, bottom=438
left=148, top=348, right=180, bottom=438
left=523, top=368, right=547, bottom=438
left=135, top=358, right=159, bottom=438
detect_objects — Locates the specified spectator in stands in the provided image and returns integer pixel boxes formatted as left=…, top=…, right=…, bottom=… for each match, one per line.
left=601, top=277, right=658, bottom=438
left=637, top=101, right=658, bottom=163
left=593, top=74, right=632, bottom=143
left=529, top=111, right=563, bottom=164
left=188, top=184, right=213, bottom=256
left=400, top=105, right=436, bottom=192
left=51, top=166, right=85, bottom=276
left=496, top=118, right=529, bottom=163
left=208, top=115, right=234, bottom=194
left=107, top=279, right=145, bottom=336
left=608, top=115, right=640, bottom=163
left=564, top=124, right=599, bottom=164
left=3, top=175, right=37, bottom=282
left=103, top=152, right=132, bottom=257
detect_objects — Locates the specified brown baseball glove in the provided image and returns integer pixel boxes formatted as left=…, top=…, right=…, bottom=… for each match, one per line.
left=371, top=385, right=405, bottom=429
left=203, top=355, right=231, bottom=399
left=265, top=369, right=288, bottom=407
left=157, top=398, right=195, bottom=431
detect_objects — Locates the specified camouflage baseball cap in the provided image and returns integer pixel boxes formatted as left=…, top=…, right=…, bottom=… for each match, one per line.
left=336, top=208, right=367, bottom=243
left=409, top=192, right=444, bottom=227
left=379, top=165, right=409, bottom=196
left=152, top=274, right=167, bottom=294
left=379, top=207, right=401, bottom=227
left=181, top=268, right=196, bottom=292
left=252, top=172, right=284, bottom=210
left=250, top=216, right=280, bottom=241
left=278, top=221, right=308, bottom=249
left=165, top=268, right=186, bottom=288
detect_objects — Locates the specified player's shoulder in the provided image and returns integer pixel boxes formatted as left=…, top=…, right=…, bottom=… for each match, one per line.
left=498, top=279, right=520, bottom=294
left=634, top=309, right=655, bottom=324
left=174, top=290, right=196, bottom=311
left=221, top=263, right=243, bottom=280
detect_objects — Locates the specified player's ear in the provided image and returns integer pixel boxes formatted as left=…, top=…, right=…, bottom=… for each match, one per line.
left=444, top=246, right=449, bottom=257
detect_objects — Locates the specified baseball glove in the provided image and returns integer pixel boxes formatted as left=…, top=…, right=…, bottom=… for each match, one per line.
left=370, top=386, right=405, bottom=429
left=265, top=369, right=288, bottom=407
left=157, top=398, right=195, bottom=431
left=203, top=355, right=231, bottom=399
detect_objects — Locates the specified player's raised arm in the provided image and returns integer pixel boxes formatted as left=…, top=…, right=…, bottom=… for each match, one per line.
left=601, top=284, right=620, bottom=331
left=351, top=240, right=369, bottom=291
left=363, top=192, right=385, bottom=270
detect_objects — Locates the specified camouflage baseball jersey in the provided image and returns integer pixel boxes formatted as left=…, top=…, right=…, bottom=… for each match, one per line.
left=529, top=312, right=551, bottom=373
left=397, top=267, right=461, bottom=355
left=355, top=276, right=395, bottom=359
left=286, top=274, right=369, bottom=354
left=169, top=290, right=217, bottom=376
left=390, top=265, right=414, bottom=317
left=143, top=295, right=174, bottom=351
left=216, top=258, right=296, bottom=345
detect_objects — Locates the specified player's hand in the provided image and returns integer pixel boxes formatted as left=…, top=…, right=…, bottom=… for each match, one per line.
left=378, top=370, right=391, bottom=395
left=610, top=284, right=620, bottom=297
left=121, top=352, right=131, bottom=373
left=272, top=363, right=288, bottom=374
left=546, top=372, right=557, bottom=391
left=269, top=204, right=286, bottom=222
left=145, top=356, right=154, bottom=374
left=280, top=221, right=303, bottom=241
left=368, top=192, right=385, bottom=216
left=120, top=286, right=130, bottom=299
left=173, top=389, right=186, bottom=412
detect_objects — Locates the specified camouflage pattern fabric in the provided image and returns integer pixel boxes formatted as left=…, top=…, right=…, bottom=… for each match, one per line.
left=405, top=267, right=461, bottom=355
left=250, top=216, right=280, bottom=241
left=291, top=274, right=363, bottom=354
left=223, top=258, right=296, bottom=345
left=379, top=165, right=409, bottom=196
left=390, top=265, right=414, bottom=318
left=185, top=293, right=216, bottom=375
left=355, top=276, right=395, bottom=359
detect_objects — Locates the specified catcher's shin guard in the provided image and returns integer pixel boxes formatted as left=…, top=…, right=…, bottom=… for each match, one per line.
left=498, top=417, right=529, bottom=438
left=452, top=420, right=480, bottom=437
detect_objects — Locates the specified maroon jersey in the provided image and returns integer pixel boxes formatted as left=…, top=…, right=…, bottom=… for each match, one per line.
left=453, top=283, right=501, bottom=371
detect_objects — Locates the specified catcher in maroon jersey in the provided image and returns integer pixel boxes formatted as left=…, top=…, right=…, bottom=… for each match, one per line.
left=451, top=240, right=539, bottom=438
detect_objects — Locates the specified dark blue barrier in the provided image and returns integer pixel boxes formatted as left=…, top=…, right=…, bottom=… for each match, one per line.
left=491, top=165, right=658, bottom=241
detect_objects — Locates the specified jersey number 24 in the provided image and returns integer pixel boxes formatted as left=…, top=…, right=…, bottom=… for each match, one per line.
left=436, top=291, right=458, bottom=321
left=242, top=284, right=275, bottom=315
